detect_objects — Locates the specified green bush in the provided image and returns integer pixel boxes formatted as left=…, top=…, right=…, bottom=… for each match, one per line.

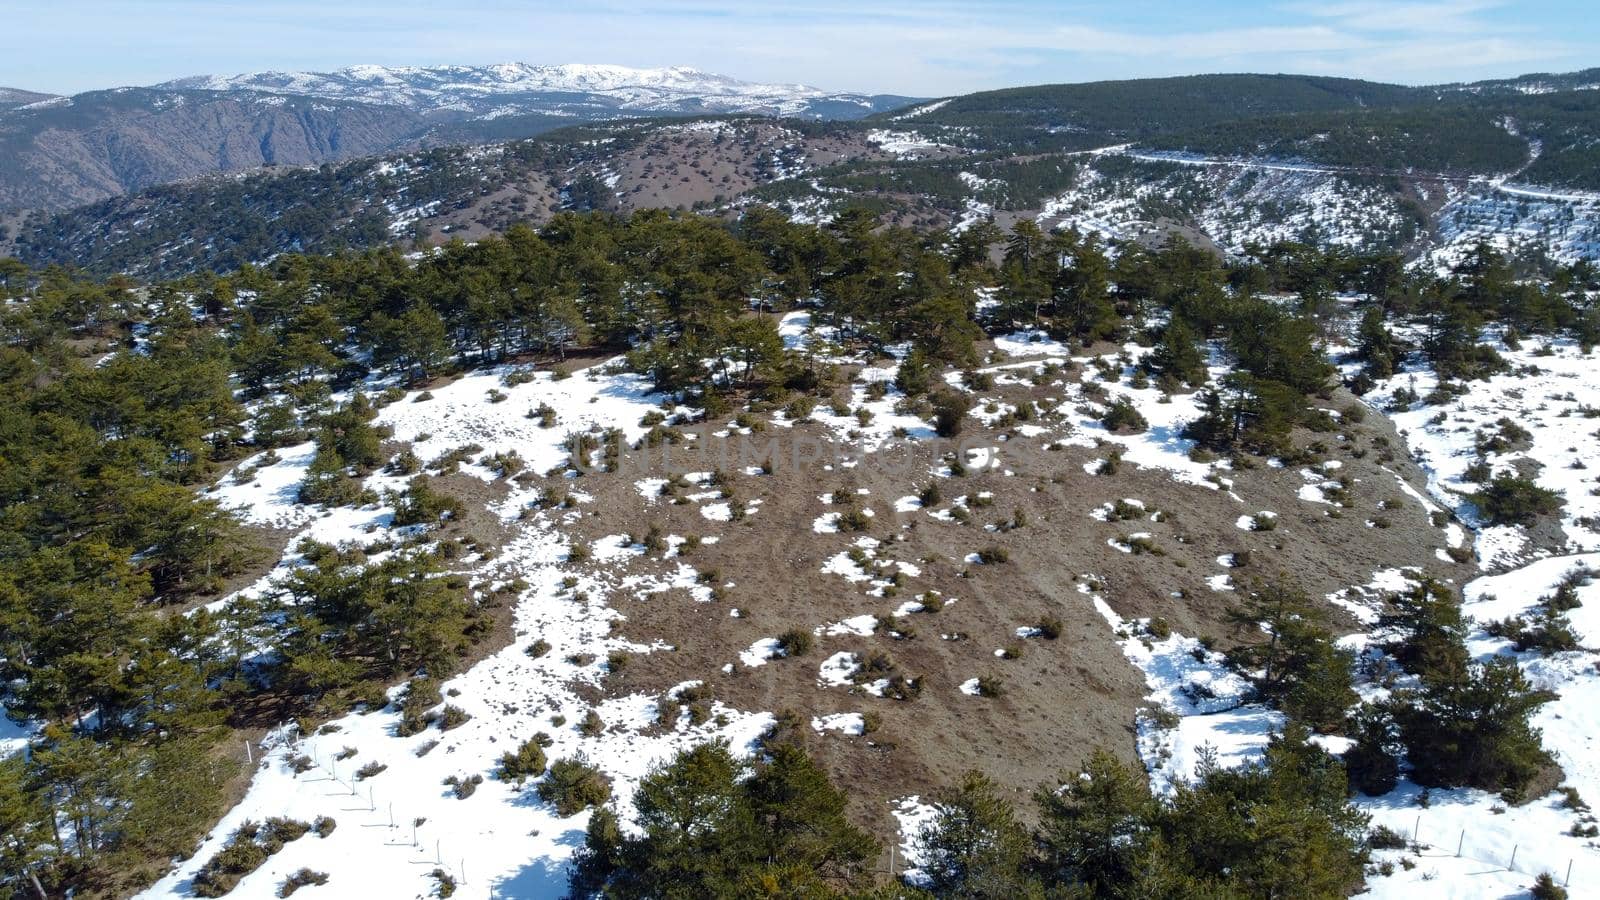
left=499, top=738, right=549, bottom=782
left=539, top=758, right=613, bottom=816
left=777, top=628, right=814, bottom=657
left=192, top=818, right=311, bottom=897
left=1473, top=473, right=1563, bottom=525
left=278, top=869, right=329, bottom=897
left=1101, top=397, right=1149, bottom=433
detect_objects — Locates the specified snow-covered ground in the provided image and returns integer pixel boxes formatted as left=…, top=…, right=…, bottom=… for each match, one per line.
left=162, top=62, right=889, bottom=120
left=1427, top=190, right=1600, bottom=270
left=1080, top=580, right=1282, bottom=795
left=140, top=361, right=776, bottom=900
left=1035, top=154, right=1415, bottom=257
left=1058, top=321, right=1600, bottom=896
left=866, top=129, right=956, bottom=158
left=896, top=313, right=1600, bottom=896
left=1032, top=150, right=1600, bottom=266
left=1359, top=556, right=1600, bottom=896
left=1353, top=331, right=1600, bottom=567
left=135, top=292, right=1600, bottom=898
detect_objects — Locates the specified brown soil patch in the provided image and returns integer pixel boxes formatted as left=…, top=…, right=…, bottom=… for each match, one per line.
left=508, top=355, right=1468, bottom=835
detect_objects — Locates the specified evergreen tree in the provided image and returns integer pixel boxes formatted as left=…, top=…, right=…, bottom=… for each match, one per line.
left=1144, top=317, right=1208, bottom=388
left=1035, top=749, right=1154, bottom=891
left=743, top=743, right=876, bottom=885
left=1343, top=703, right=1401, bottom=796
left=1379, top=577, right=1470, bottom=680
left=581, top=742, right=875, bottom=899
left=371, top=303, right=452, bottom=381
left=614, top=743, right=755, bottom=897
left=916, top=770, right=1043, bottom=900
left=1354, top=305, right=1397, bottom=378
left=1055, top=239, right=1118, bottom=342
left=1227, top=576, right=1356, bottom=734
left=1395, top=657, right=1557, bottom=799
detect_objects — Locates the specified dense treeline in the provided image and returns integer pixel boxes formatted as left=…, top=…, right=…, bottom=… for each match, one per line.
left=574, top=728, right=1371, bottom=899
left=1146, top=108, right=1531, bottom=175
left=894, top=72, right=1600, bottom=189
left=2, top=203, right=1597, bottom=897
left=1516, top=90, right=1600, bottom=188
left=0, top=267, right=484, bottom=895
left=891, top=74, right=1423, bottom=138
left=0, top=271, right=260, bottom=894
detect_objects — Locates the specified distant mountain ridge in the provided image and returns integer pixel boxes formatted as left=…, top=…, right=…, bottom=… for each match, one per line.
left=6, top=64, right=1600, bottom=274
left=0, top=63, right=917, bottom=212
left=0, top=87, right=59, bottom=109
left=158, top=62, right=914, bottom=119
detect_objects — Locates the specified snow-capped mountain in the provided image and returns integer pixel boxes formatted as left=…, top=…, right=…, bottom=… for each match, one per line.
left=0, top=63, right=916, bottom=211
left=159, top=62, right=916, bottom=120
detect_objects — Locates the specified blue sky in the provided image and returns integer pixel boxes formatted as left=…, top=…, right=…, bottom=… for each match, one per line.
left=5, top=1, right=1595, bottom=96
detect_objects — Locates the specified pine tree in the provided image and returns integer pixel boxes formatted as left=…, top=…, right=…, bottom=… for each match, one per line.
left=1055, top=240, right=1118, bottom=342
left=1354, top=306, right=1397, bottom=378
left=1343, top=703, right=1400, bottom=796
left=744, top=743, right=876, bottom=886
left=916, top=770, right=1043, bottom=899
left=0, top=755, right=52, bottom=899
left=1035, top=749, right=1153, bottom=891
left=1227, top=576, right=1356, bottom=733
left=1145, top=317, right=1208, bottom=388
left=1380, top=577, right=1470, bottom=680
left=614, top=742, right=755, bottom=896
left=1395, top=657, right=1557, bottom=799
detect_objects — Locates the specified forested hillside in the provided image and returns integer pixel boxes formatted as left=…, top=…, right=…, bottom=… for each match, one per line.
left=6, top=68, right=1600, bottom=282
left=4, top=201, right=1599, bottom=896
left=889, top=74, right=1426, bottom=137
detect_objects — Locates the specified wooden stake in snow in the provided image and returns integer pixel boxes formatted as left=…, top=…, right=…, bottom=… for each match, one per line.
left=1508, top=844, right=1518, bottom=872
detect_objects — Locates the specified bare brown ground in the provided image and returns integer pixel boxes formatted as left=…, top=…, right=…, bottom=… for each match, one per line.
left=494, top=351, right=1470, bottom=834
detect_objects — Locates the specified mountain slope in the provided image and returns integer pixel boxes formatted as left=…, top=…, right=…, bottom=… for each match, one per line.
left=0, top=88, right=427, bottom=209
left=160, top=62, right=917, bottom=120
left=0, top=87, right=59, bottom=110
left=887, top=74, right=1425, bottom=137
left=0, top=63, right=916, bottom=211
left=7, top=67, right=1600, bottom=277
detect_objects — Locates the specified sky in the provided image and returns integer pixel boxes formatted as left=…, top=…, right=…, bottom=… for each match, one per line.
left=4, top=0, right=1596, bottom=97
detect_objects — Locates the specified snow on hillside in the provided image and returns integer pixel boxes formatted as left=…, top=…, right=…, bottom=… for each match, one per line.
left=866, top=129, right=956, bottom=158
left=159, top=63, right=896, bottom=119
left=1427, top=190, right=1600, bottom=270
left=1342, top=329, right=1600, bottom=894
left=135, top=299, right=1600, bottom=899
left=897, top=318, right=1600, bottom=897
left=1035, top=151, right=1600, bottom=266
left=141, top=360, right=775, bottom=899
left=1349, top=331, right=1600, bottom=568
left=1036, top=155, right=1414, bottom=255
left=1358, top=556, right=1600, bottom=897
